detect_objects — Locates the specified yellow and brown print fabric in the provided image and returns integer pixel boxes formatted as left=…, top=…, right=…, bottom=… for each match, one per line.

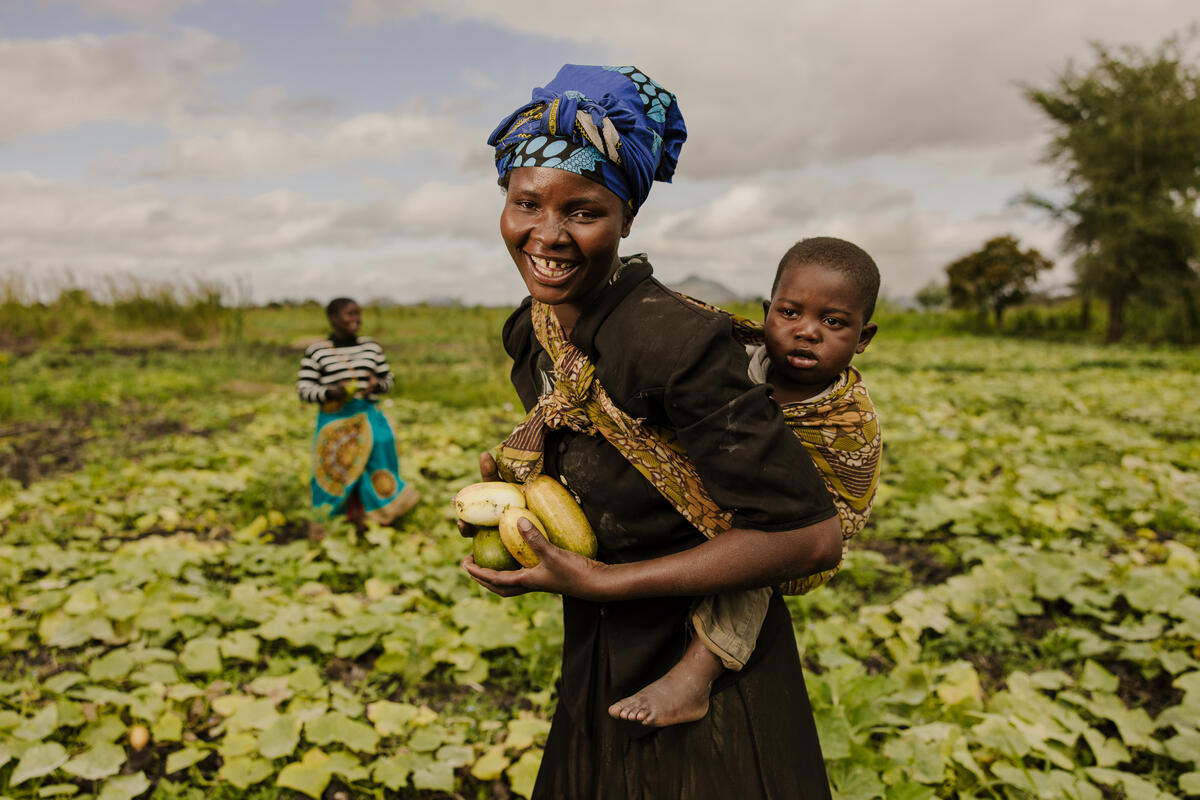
left=496, top=297, right=881, bottom=595
left=496, top=301, right=735, bottom=539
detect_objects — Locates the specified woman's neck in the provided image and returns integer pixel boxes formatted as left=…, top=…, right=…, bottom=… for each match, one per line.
left=552, top=306, right=581, bottom=339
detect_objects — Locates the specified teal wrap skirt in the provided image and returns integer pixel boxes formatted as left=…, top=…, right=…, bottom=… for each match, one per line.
left=310, top=398, right=410, bottom=522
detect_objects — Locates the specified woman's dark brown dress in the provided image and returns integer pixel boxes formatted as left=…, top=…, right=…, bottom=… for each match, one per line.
left=503, top=257, right=836, bottom=800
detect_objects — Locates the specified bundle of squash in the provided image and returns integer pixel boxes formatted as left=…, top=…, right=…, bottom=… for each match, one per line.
left=454, top=475, right=598, bottom=570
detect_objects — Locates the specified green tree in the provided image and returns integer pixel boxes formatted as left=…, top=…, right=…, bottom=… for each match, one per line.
left=914, top=280, right=949, bottom=311
left=944, top=235, right=1054, bottom=325
left=1024, top=35, right=1200, bottom=342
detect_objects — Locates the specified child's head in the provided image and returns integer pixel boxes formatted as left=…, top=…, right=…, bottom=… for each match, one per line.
left=763, top=237, right=879, bottom=400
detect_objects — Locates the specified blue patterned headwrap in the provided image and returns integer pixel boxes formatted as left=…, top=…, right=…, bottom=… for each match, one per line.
left=487, top=64, right=687, bottom=215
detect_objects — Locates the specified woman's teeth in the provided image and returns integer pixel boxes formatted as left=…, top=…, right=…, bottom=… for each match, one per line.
left=529, top=254, right=576, bottom=277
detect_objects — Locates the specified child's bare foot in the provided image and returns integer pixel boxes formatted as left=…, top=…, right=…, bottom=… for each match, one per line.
left=608, top=640, right=725, bottom=727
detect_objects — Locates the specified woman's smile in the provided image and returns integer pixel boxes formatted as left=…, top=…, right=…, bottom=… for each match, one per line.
left=525, top=252, right=581, bottom=284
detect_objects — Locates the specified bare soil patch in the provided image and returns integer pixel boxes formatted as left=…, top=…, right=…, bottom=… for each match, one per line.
left=859, top=538, right=959, bottom=585
left=1105, top=659, right=1184, bottom=719
left=1, top=413, right=100, bottom=486
left=0, top=404, right=254, bottom=486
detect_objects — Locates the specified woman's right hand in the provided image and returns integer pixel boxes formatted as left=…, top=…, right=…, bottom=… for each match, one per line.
left=456, top=452, right=500, bottom=538
left=463, top=515, right=614, bottom=600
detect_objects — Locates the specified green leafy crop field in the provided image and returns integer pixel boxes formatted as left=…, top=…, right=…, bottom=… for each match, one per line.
left=1, top=309, right=1198, bottom=799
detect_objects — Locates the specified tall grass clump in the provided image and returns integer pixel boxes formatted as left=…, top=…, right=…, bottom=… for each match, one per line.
left=0, top=272, right=244, bottom=347
left=0, top=274, right=81, bottom=344
left=102, top=275, right=245, bottom=342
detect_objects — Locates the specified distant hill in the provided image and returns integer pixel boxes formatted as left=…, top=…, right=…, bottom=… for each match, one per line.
left=669, top=275, right=744, bottom=305
left=369, top=295, right=464, bottom=307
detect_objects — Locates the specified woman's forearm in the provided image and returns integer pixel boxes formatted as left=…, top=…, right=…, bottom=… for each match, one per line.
left=595, top=515, right=841, bottom=602
left=296, top=377, right=327, bottom=403
left=460, top=483, right=844, bottom=603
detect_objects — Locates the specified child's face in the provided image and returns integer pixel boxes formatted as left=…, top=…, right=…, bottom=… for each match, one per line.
left=762, top=262, right=877, bottom=400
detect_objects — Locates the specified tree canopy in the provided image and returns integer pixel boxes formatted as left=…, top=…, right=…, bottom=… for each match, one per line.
left=914, top=281, right=949, bottom=311
left=1024, top=35, right=1200, bottom=341
left=945, top=235, right=1053, bottom=324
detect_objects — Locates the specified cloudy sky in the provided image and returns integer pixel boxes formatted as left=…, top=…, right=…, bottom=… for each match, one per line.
left=2, top=0, right=1195, bottom=305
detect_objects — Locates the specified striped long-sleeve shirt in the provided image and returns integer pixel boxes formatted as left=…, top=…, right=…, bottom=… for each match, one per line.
left=297, top=336, right=395, bottom=404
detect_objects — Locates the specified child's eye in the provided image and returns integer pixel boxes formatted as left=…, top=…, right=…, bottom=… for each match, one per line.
left=779, top=308, right=798, bottom=318
left=823, top=317, right=846, bottom=327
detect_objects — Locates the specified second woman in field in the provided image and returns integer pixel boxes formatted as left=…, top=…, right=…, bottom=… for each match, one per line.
left=297, top=298, right=419, bottom=530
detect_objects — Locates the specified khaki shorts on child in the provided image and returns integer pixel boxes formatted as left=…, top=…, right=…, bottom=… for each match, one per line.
left=691, top=587, right=773, bottom=671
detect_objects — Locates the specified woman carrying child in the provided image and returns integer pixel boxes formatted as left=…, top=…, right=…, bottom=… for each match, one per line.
left=462, top=64, right=841, bottom=799
left=297, top=298, right=419, bottom=529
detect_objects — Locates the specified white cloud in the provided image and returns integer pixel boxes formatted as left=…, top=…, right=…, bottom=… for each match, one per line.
left=460, top=67, right=500, bottom=92
left=629, top=172, right=1061, bottom=301
left=0, top=160, right=1071, bottom=307
left=0, top=170, right=517, bottom=303
left=342, top=0, right=423, bottom=26
left=394, top=178, right=503, bottom=239
left=0, top=23, right=478, bottom=180
left=5, top=0, right=1191, bottom=303
left=115, top=106, right=475, bottom=177
left=39, top=0, right=205, bottom=24
left=1, top=172, right=353, bottom=267
left=0, top=29, right=238, bottom=143
left=379, top=0, right=1196, bottom=178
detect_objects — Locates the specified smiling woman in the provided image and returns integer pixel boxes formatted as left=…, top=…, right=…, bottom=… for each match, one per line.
left=462, top=64, right=842, bottom=799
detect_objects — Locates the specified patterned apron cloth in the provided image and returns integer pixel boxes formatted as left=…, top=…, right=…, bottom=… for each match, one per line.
left=311, top=397, right=409, bottom=522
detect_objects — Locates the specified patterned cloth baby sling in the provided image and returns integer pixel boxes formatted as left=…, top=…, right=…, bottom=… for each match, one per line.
left=495, top=296, right=881, bottom=595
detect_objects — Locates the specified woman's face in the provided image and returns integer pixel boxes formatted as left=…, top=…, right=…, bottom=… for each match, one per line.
left=328, top=302, right=361, bottom=338
left=500, top=166, right=632, bottom=326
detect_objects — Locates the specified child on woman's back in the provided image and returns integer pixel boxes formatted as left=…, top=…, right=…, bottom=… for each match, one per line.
left=609, top=236, right=882, bottom=726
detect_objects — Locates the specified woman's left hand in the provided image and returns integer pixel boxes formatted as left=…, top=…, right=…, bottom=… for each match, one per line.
left=462, top=517, right=612, bottom=600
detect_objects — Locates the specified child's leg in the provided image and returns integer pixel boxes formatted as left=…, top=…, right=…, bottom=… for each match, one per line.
left=608, top=629, right=724, bottom=727
left=608, top=588, right=772, bottom=727
left=691, top=587, right=772, bottom=671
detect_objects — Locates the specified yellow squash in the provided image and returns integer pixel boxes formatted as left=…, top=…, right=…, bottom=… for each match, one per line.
left=523, top=474, right=598, bottom=558
left=453, top=481, right=526, bottom=527
left=472, top=526, right=520, bottom=571
left=498, top=507, right=548, bottom=567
